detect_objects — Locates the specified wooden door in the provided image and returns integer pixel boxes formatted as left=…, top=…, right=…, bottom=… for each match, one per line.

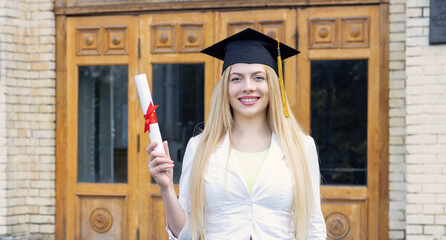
left=138, top=12, right=215, bottom=240
left=61, top=15, right=140, bottom=240
left=57, top=5, right=388, bottom=240
left=297, top=6, right=388, bottom=240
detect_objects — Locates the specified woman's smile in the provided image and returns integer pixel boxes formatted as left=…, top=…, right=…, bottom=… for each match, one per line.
left=239, top=96, right=260, bottom=105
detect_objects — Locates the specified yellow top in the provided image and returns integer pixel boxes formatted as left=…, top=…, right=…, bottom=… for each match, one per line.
left=233, top=148, right=270, bottom=195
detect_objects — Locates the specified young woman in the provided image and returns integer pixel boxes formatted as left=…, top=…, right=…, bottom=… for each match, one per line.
left=147, top=28, right=327, bottom=240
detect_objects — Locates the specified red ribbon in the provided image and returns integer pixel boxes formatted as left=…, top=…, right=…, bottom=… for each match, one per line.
left=144, top=102, right=159, bottom=133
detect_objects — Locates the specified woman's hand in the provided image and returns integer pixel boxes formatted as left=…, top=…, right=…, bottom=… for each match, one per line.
left=146, top=141, right=174, bottom=191
left=147, top=141, right=186, bottom=237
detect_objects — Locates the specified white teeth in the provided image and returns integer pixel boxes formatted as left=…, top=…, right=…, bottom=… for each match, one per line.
left=240, top=98, right=258, bottom=102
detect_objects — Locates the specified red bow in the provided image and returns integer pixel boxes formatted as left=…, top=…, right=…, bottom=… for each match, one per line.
left=144, top=102, right=158, bottom=133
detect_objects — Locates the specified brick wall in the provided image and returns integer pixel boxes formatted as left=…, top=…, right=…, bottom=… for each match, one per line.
left=389, top=0, right=446, bottom=238
left=389, top=0, right=408, bottom=239
left=405, top=0, right=446, bottom=238
left=0, top=0, right=9, bottom=236
left=0, top=0, right=56, bottom=239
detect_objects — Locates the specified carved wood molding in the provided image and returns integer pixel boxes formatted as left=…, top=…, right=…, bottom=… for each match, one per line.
left=104, top=26, right=128, bottom=55
left=55, top=0, right=389, bottom=16
left=90, top=208, right=113, bottom=233
left=225, top=20, right=285, bottom=43
left=76, top=25, right=128, bottom=56
left=322, top=198, right=367, bottom=239
left=151, top=23, right=205, bottom=53
left=308, top=16, right=369, bottom=49
left=340, top=16, right=370, bottom=48
left=308, top=18, right=338, bottom=49
left=326, top=212, right=350, bottom=239
left=77, top=27, right=100, bottom=55
left=77, top=195, right=127, bottom=238
left=179, top=23, right=205, bottom=53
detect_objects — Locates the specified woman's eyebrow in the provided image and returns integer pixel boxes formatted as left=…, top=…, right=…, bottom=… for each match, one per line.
left=230, top=71, right=265, bottom=75
left=229, top=72, right=243, bottom=76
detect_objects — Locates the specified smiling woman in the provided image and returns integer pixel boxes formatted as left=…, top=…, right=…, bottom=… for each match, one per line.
left=146, top=28, right=326, bottom=240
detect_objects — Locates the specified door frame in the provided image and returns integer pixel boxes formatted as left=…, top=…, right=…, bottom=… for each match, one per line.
left=56, top=3, right=389, bottom=239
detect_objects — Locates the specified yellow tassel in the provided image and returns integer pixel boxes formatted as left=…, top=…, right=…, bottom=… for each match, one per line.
left=277, top=41, right=290, bottom=118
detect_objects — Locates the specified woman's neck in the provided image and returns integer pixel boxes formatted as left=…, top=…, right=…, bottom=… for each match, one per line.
left=231, top=114, right=272, bottom=152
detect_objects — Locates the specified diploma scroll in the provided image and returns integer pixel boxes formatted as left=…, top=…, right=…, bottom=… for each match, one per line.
left=134, top=73, right=166, bottom=154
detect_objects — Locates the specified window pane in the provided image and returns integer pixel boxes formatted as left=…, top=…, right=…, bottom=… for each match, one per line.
left=78, top=65, right=128, bottom=183
left=310, top=60, right=368, bottom=185
left=152, top=64, right=204, bottom=184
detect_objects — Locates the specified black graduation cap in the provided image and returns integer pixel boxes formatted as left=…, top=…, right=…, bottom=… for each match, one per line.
left=200, top=28, right=299, bottom=74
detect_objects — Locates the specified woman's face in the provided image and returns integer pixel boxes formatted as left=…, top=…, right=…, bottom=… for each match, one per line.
left=228, top=63, right=269, bottom=119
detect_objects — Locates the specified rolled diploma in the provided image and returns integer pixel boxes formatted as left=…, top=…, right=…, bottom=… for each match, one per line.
left=134, top=73, right=165, bottom=154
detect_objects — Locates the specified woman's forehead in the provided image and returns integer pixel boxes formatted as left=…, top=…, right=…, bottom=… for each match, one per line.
left=229, top=63, right=266, bottom=74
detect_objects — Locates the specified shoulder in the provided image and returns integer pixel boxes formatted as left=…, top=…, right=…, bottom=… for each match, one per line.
left=298, top=133, right=317, bottom=153
left=187, top=133, right=203, bottom=150
left=182, top=133, right=203, bottom=163
left=298, top=133, right=319, bottom=167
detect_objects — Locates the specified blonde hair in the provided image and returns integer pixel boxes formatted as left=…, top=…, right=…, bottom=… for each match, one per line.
left=188, top=65, right=313, bottom=239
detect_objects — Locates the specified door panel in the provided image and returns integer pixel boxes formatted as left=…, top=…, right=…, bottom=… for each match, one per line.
left=298, top=6, right=385, bottom=240
left=77, top=65, right=129, bottom=184
left=139, top=12, right=214, bottom=240
left=65, top=15, right=139, bottom=240
left=77, top=195, right=127, bottom=239
left=310, top=59, right=368, bottom=186
left=322, top=199, right=367, bottom=239
left=151, top=63, right=205, bottom=184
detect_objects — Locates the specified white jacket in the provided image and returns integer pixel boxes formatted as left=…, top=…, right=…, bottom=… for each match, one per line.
left=167, top=133, right=327, bottom=240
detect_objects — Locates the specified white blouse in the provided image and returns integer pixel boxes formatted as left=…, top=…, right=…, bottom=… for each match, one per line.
left=167, top=133, right=327, bottom=240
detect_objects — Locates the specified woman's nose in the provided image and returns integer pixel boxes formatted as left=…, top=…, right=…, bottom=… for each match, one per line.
left=242, top=79, right=255, bottom=92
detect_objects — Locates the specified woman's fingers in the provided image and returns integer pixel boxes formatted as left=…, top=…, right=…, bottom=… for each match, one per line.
left=146, top=141, right=173, bottom=187
left=146, top=142, right=159, bottom=163
left=146, top=141, right=158, bottom=153
left=150, top=156, right=173, bottom=167
left=149, top=156, right=174, bottom=182
left=147, top=143, right=168, bottom=166
left=151, top=161, right=174, bottom=173
left=148, top=141, right=172, bottom=169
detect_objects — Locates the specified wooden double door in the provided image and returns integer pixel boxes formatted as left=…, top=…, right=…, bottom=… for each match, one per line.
left=57, top=5, right=388, bottom=240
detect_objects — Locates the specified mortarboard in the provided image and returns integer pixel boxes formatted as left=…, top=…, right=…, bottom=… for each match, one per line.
left=201, top=28, right=300, bottom=117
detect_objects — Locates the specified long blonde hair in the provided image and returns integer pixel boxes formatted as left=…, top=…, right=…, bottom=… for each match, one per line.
left=188, top=65, right=313, bottom=239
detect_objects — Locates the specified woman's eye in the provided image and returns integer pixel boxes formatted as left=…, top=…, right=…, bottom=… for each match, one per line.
left=231, top=77, right=241, bottom=82
left=254, top=76, right=265, bottom=81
